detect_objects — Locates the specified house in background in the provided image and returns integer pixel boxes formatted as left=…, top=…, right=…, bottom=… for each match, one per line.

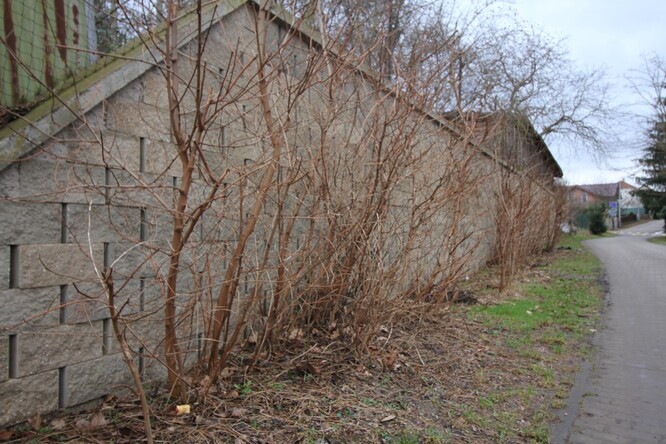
left=567, top=180, right=645, bottom=229
left=618, top=181, right=644, bottom=217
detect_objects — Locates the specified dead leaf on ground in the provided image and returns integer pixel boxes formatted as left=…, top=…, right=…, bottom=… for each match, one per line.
left=199, top=375, right=211, bottom=388
left=50, top=418, right=67, bottom=430
left=383, top=350, right=398, bottom=370
left=380, top=415, right=396, bottom=422
left=229, top=407, right=249, bottom=418
left=246, top=332, right=258, bottom=345
left=220, top=366, right=238, bottom=379
left=0, top=430, right=14, bottom=442
left=89, top=412, right=109, bottom=428
left=27, top=414, right=42, bottom=431
left=294, top=361, right=321, bottom=376
left=76, top=412, right=108, bottom=430
left=288, top=328, right=304, bottom=340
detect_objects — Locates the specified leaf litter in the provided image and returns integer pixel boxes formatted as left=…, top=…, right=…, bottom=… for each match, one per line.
left=0, top=248, right=598, bottom=443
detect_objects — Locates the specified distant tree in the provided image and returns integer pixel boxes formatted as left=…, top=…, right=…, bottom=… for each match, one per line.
left=633, top=56, right=666, bottom=229
left=288, top=0, right=618, bottom=155
left=91, top=0, right=196, bottom=55
left=91, top=0, right=128, bottom=54
left=588, top=204, right=608, bottom=235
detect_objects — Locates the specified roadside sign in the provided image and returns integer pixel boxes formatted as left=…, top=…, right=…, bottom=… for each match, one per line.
left=609, top=201, right=618, bottom=208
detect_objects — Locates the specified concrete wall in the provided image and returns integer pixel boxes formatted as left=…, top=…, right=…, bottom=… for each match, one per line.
left=0, top=2, right=561, bottom=425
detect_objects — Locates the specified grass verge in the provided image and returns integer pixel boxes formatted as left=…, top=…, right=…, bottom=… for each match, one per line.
left=648, top=235, right=666, bottom=246
left=465, top=232, right=604, bottom=442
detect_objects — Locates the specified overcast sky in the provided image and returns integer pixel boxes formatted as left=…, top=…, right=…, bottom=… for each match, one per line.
left=506, top=0, right=666, bottom=185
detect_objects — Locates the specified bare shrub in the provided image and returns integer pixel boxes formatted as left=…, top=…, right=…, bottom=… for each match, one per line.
left=0, top=0, right=565, bottom=434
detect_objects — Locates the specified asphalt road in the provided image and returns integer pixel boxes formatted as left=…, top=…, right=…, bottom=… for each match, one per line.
left=556, top=219, right=666, bottom=443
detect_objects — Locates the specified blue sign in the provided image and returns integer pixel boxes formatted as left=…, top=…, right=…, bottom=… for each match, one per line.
left=609, top=201, right=617, bottom=208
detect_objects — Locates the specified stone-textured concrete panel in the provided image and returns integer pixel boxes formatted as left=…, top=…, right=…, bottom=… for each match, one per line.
left=148, top=207, right=177, bottom=244
left=18, top=243, right=104, bottom=289
left=0, top=287, right=60, bottom=330
left=139, top=71, right=170, bottom=111
left=0, top=370, right=59, bottom=425
left=66, top=204, right=141, bottom=244
left=65, top=280, right=142, bottom=324
left=14, top=159, right=107, bottom=204
left=0, top=338, right=7, bottom=383
left=141, top=278, right=166, bottom=313
left=109, top=315, right=163, bottom=355
left=105, top=100, right=170, bottom=141
left=105, top=241, right=167, bottom=280
left=63, top=282, right=108, bottom=324
left=144, top=139, right=182, bottom=177
left=106, top=170, right=174, bottom=208
left=199, top=149, right=227, bottom=179
left=0, top=164, right=19, bottom=198
left=0, top=245, right=9, bottom=291
left=18, top=322, right=103, bottom=376
left=66, top=354, right=131, bottom=406
left=101, top=131, right=141, bottom=172
left=0, top=201, right=62, bottom=244
left=48, top=130, right=145, bottom=173
left=142, top=356, right=168, bottom=381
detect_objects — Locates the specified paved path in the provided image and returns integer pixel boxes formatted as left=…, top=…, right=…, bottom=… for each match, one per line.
left=559, top=220, right=666, bottom=443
